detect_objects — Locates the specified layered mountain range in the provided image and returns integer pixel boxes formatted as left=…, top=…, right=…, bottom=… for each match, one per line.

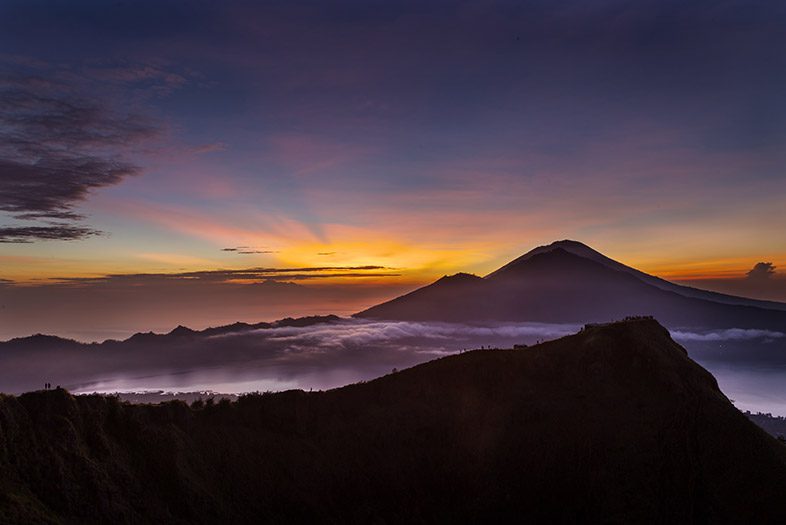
left=1, top=319, right=785, bottom=523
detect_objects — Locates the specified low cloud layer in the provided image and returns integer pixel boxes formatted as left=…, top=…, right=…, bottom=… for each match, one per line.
left=0, top=319, right=582, bottom=394
left=3, top=317, right=785, bottom=397
left=230, top=320, right=581, bottom=349
left=671, top=328, right=786, bottom=342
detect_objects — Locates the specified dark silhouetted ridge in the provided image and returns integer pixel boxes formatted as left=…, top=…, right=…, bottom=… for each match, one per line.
left=270, top=314, right=341, bottom=328
left=168, top=325, right=197, bottom=337
left=0, top=315, right=344, bottom=347
left=1, top=319, right=785, bottom=523
left=356, top=271, right=485, bottom=322
left=1, top=334, right=81, bottom=350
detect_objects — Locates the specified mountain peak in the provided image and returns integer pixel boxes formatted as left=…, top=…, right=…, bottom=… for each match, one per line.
left=483, top=240, right=786, bottom=311
left=485, top=239, right=605, bottom=279
left=168, top=325, right=197, bottom=337
left=435, top=272, right=482, bottom=284
left=357, top=239, right=786, bottom=327
left=549, top=239, right=593, bottom=249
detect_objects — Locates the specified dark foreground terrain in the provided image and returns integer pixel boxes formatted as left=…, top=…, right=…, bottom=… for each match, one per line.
left=1, top=319, right=785, bottom=524
left=745, top=412, right=786, bottom=440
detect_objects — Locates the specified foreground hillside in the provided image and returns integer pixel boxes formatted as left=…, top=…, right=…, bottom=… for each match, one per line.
left=1, top=319, right=785, bottom=523
left=745, top=412, right=786, bottom=440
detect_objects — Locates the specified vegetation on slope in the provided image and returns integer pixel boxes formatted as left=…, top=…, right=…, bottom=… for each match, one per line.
left=1, top=319, right=785, bottom=524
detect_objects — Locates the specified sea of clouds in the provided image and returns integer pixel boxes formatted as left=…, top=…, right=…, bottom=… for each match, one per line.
left=2, top=318, right=784, bottom=405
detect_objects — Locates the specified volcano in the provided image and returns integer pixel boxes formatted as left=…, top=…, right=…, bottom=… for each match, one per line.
left=355, top=240, right=786, bottom=329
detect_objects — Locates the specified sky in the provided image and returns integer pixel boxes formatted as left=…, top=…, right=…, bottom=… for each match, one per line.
left=1, top=0, right=785, bottom=339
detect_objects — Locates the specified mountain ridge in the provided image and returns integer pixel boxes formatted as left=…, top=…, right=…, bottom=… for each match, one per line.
left=1, top=318, right=784, bottom=523
left=355, top=241, right=786, bottom=329
left=0, top=314, right=343, bottom=346
left=489, top=240, right=786, bottom=311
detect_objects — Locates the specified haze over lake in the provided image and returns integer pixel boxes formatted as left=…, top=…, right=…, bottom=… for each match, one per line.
left=6, top=318, right=776, bottom=415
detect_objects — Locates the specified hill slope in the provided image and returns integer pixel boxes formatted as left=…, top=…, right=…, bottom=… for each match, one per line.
left=356, top=245, right=786, bottom=329
left=1, top=319, right=785, bottom=523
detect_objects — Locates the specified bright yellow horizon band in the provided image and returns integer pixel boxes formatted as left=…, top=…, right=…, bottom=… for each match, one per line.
left=2, top=245, right=782, bottom=286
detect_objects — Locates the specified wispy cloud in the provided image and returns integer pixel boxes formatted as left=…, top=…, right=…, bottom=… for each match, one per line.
left=221, top=246, right=278, bottom=255
left=672, top=328, right=786, bottom=342
left=83, top=63, right=187, bottom=96
left=187, top=142, right=227, bottom=155
left=0, top=224, right=101, bottom=243
left=25, top=265, right=399, bottom=286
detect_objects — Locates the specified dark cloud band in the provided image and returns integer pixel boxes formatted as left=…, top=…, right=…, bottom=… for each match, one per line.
left=0, top=68, right=160, bottom=241
left=221, top=247, right=278, bottom=255
left=0, top=224, right=101, bottom=243
left=7, top=265, right=399, bottom=286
